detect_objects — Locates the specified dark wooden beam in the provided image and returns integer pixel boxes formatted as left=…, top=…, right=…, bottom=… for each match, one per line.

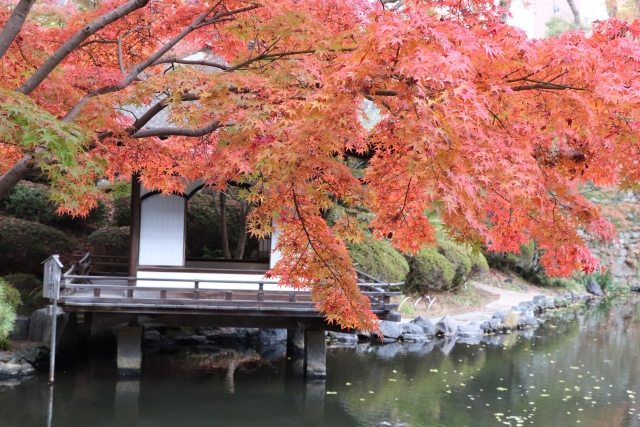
left=129, top=173, right=141, bottom=278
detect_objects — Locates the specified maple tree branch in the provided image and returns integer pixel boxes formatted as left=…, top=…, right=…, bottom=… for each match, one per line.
left=16, top=0, right=151, bottom=95
left=291, top=188, right=360, bottom=314
left=131, top=93, right=200, bottom=130
left=0, top=155, right=39, bottom=200
left=194, top=4, right=261, bottom=29
left=372, top=90, right=398, bottom=96
left=0, top=0, right=36, bottom=60
left=117, top=26, right=149, bottom=76
left=64, top=3, right=259, bottom=122
left=79, top=39, right=118, bottom=47
left=225, top=47, right=356, bottom=72
left=131, top=120, right=234, bottom=138
left=128, top=3, right=259, bottom=81
left=488, top=110, right=512, bottom=136
left=511, top=82, right=584, bottom=92
left=151, top=58, right=230, bottom=71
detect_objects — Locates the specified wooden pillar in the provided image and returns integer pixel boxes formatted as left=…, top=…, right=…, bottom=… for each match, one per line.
left=129, top=174, right=141, bottom=278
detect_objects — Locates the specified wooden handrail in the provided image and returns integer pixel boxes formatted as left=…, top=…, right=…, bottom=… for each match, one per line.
left=63, top=274, right=281, bottom=285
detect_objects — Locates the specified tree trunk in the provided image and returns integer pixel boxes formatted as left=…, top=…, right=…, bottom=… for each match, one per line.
left=566, top=0, right=581, bottom=30
left=498, top=0, right=511, bottom=23
left=0, top=155, right=38, bottom=200
left=605, top=0, right=618, bottom=18
left=16, top=0, right=150, bottom=95
left=234, top=199, right=249, bottom=260
left=219, top=192, right=232, bottom=259
left=0, top=0, right=36, bottom=61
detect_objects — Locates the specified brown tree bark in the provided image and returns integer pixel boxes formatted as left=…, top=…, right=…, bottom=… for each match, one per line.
left=234, top=199, right=250, bottom=260
left=0, top=0, right=36, bottom=60
left=566, top=0, right=581, bottom=30
left=219, top=192, right=232, bottom=259
left=499, top=0, right=511, bottom=23
left=605, top=0, right=618, bottom=18
left=0, top=155, right=38, bottom=200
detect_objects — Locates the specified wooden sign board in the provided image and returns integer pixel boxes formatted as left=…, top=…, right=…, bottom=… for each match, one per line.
left=42, top=255, right=63, bottom=300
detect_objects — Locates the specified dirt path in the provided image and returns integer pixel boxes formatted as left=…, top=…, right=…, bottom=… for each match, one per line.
left=427, top=281, right=548, bottom=324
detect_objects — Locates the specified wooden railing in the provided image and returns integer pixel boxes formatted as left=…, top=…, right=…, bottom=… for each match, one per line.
left=59, top=254, right=401, bottom=312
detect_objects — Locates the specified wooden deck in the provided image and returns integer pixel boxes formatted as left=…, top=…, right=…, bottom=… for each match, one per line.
left=58, top=254, right=401, bottom=325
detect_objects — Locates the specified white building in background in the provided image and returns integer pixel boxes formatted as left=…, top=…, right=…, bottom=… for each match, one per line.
left=510, top=0, right=608, bottom=38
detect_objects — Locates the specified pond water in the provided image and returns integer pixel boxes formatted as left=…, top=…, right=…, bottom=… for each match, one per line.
left=1, top=298, right=639, bottom=427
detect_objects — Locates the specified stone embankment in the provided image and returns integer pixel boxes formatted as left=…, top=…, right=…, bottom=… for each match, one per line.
left=326, top=289, right=629, bottom=354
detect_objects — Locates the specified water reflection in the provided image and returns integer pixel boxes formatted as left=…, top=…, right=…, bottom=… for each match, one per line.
left=0, top=298, right=639, bottom=427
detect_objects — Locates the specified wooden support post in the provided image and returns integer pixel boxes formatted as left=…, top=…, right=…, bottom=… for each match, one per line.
left=257, top=292, right=264, bottom=302
left=289, top=293, right=297, bottom=302
left=94, top=288, right=101, bottom=298
left=193, top=282, right=200, bottom=300
left=259, top=282, right=264, bottom=291
left=128, top=173, right=141, bottom=290
left=160, top=290, right=167, bottom=299
left=225, top=291, right=232, bottom=301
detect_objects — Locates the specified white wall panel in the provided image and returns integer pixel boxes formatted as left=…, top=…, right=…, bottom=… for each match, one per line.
left=137, top=271, right=289, bottom=290
left=139, top=194, right=185, bottom=266
left=269, top=225, right=282, bottom=269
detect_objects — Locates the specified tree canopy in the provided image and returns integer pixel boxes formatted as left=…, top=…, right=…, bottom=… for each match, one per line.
left=2, top=0, right=640, bottom=330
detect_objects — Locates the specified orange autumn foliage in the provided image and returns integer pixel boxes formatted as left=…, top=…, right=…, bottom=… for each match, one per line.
left=1, top=0, right=640, bottom=330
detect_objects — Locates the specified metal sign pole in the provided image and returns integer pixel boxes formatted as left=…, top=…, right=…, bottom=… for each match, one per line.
left=46, top=384, right=54, bottom=427
left=43, top=255, right=62, bottom=385
left=48, top=300, right=58, bottom=384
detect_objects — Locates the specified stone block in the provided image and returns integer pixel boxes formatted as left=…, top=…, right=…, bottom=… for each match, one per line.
left=586, top=278, right=604, bottom=297
left=410, top=316, right=436, bottom=336
left=287, top=327, right=306, bottom=356
left=117, top=327, right=142, bottom=376
left=28, top=307, right=77, bottom=357
left=436, top=316, right=457, bottom=336
left=379, top=320, right=402, bottom=339
left=457, top=323, right=482, bottom=337
left=400, top=333, right=427, bottom=343
left=492, top=311, right=507, bottom=323
left=304, top=330, right=326, bottom=379
left=257, top=328, right=287, bottom=344
left=400, top=322, right=424, bottom=336
left=9, top=316, right=30, bottom=341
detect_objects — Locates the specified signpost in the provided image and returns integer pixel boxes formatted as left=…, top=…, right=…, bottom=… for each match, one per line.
left=42, top=255, right=63, bottom=383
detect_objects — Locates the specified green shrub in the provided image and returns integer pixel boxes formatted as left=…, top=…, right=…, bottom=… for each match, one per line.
left=580, top=269, right=620, bottom=294
left=0, top=282, right=21, bottom=311
left=113, top=195, right=131, bottom=227
left=0, top=217, right=76, bottom=276
left=87, top=226, right=130, bottom=256
left=471, top=251, right=489, bottom=277
left=3, top=183, right=57, bottom=224
left=0, top=281, right=18, bottom=349
left=484, top=240, right=541, bottom=280
left=348, top=236, right=409, bottom=283
left=434, top=240, right=489, bottom=288
left=2, top=183, right=107, bottom=230
left=3, top=274, right=46, bottom=315
left=405, top=247, right=456, bottom=296
left=437, top=240, right=472, bottom=288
